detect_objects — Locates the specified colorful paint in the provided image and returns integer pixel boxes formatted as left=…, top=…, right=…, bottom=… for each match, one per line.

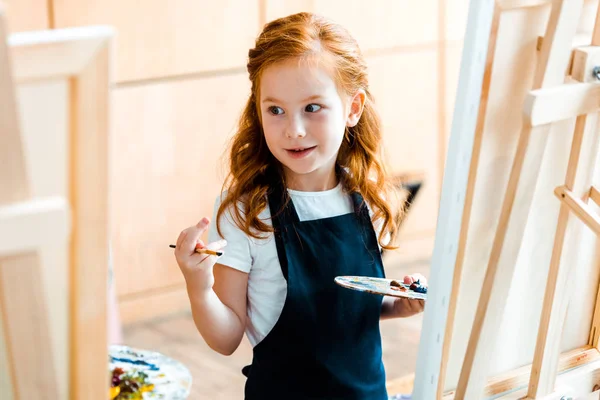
left=334, top=276, right=427, bottom=301
left=109, top=345, right=192, bottom=399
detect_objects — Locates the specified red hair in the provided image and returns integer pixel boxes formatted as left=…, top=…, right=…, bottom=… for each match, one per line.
left=217, top=12, right=400, bottom=249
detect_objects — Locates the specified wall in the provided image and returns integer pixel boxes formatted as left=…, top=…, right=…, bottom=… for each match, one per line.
left=4, top=0, right=469, bottom=323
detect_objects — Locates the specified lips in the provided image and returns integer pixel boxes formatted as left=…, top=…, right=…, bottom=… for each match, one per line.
left=285, top=146, right=316, bottom=159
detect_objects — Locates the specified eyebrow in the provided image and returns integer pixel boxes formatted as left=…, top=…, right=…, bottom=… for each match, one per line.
left=261, top=95, right=324, bottom=104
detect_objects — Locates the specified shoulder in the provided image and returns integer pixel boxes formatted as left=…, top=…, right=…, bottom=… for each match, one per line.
left=209, top=192, right=271, bottom=273
left=209, top=191, right=272, bottom=244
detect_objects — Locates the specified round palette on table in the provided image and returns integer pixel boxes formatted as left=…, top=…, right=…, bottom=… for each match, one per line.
left=109, top=345, right=192, bottom=399
left=334, top=276, right=427, bottom=301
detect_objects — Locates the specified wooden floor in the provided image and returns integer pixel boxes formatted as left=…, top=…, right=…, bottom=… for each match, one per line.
left=123, top=247, right=431, bottom=399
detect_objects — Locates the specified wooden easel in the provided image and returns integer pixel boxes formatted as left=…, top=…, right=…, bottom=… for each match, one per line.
left=0, top=6, right=113, bottom=399
left=414, top=0, right=600, bottom=399
left=455, top=0, right=600, bottom=398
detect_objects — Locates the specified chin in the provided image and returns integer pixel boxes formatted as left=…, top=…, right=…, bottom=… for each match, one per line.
left=281, top=162, right=319, bottom=176
left=285, top=166, right=316, bottom=176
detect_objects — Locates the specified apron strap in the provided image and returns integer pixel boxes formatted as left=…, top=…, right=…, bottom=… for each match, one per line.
left=267, top=183, right=299, bottom=227
left=267, top=183, right=296, bottom=281
left=350, top=191, right=370, bottom=223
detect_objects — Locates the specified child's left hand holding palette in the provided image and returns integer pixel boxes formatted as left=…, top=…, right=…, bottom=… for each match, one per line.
left=334, top=276, right=427, bottom=301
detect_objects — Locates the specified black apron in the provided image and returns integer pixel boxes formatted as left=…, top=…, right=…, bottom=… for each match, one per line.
left=242, top=184, right=387, bottom=399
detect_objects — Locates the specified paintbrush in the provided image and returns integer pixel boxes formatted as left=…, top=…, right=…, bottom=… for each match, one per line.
left=169, top=244, right=223, bottom=257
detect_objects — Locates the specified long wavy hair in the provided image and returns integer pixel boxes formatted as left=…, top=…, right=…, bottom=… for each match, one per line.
left=217, top=12, right=401, bottom=249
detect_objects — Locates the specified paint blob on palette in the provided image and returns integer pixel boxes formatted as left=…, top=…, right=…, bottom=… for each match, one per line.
left=109, top=345, right=192, bottom=399
left=334, top=276, right=427, bottom=301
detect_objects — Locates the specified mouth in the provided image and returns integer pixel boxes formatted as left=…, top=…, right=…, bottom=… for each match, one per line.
left=285, top=146, right=317, bottom=159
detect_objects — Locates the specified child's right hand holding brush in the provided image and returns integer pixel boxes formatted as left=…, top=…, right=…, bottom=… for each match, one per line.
left=172, top=217, right=246, bottom=356
left=173, top=217, right=227, bottom=292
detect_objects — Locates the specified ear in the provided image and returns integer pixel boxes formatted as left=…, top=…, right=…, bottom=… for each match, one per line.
left=346, top=89, right=366, bottom=127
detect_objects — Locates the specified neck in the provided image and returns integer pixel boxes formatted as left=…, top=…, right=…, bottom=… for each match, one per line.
left=284, top=168, right=338, bottom=192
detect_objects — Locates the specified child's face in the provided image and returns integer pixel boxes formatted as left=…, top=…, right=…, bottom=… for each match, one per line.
left=259, top=58, right=351, bottom=190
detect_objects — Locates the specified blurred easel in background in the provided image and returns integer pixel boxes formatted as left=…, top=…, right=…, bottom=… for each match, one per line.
left=0, top=6, right=113, bottom=399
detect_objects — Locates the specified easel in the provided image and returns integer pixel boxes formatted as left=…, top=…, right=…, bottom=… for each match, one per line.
left=456, top=0, right=600, bottom=398
left=414, top=0, right=600, bottom=399
left=0, top=6, right=113, bottom=399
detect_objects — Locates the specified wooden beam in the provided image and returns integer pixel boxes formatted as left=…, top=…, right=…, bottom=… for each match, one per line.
left=590, top=186, right=600, bottom=207
left=571, top=47, right=600, bottom=83
left=0, top=4, right=29, bottom=204
left=499, top=346, right=600, bottom=398
left=68, top=38, right=111, bottom=400
left=455, top=1, right=584, bottom=397
left=594, top=0, right=600, bottom=46
left=499, top=0, right=551, bottom=10
left=588, top=261, right=600, bottom=348
left=442, top=346, right=600, bottom=399
left=500, top=359, right=600, bottom=399
left=0, top=253, right=61, bottom=399
left=0, top=197, right=70, bottom=256
left=555, top=186, right=600, bottom=235
left=7, top=26, right=113, bottom=83
left=524, top=81, right=600, bottom=126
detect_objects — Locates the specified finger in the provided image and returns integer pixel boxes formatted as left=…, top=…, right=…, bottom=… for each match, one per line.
left=413, top=299, right=423, bottom=313
left=204, top=239, right=227, bottom=251
left=176, top=230, right=188, bottom=249
left=181, top=217, right=211, bottom=253
left=189, top=239, right=227, bottom=265
left=195, top=239, right=226, bottom=254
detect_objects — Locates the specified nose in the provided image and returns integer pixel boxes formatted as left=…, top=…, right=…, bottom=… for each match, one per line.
left=285, top=115, right=306, bottom=139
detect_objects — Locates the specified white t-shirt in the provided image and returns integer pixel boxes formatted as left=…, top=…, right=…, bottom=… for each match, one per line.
left=208, top=183, right=382, bottom=347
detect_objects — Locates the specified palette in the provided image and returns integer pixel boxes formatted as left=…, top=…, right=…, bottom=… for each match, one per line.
left=334, top=276, right=427, bottom=301
left=109, top=345, right=192, bottom=399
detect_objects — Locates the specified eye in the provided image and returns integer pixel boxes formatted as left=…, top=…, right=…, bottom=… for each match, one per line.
left=305, top=104, right=322, bottom=113
left=268, top=106, right=284, bottom=115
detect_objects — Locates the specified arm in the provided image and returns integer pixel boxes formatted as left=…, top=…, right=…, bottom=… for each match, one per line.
left=174, top=218, right=248, bottom=356
left=380, top=296, right=424, bottom=320
left=186, top=262, right=248, bottom=355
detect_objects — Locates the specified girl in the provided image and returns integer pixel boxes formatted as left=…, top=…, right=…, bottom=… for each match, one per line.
left=174, top=12, right=426, bottom=400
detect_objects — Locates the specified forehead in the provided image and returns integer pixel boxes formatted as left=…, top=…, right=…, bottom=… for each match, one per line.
left=259, top=58, right=341, bottom=102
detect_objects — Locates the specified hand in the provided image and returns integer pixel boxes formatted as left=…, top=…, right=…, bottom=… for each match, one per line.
left=393, top=273, right=427, bottom=318
left=174, top=217, right=227, bottom=291
left=403, top=273, right=427, bottom=287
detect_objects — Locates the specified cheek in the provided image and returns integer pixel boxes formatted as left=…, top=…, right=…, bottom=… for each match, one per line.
left=261, top=118, right=276, bottom=138
left=315, top=115, right=346, bottom=146
left=261, top=122, right=281, bottom=154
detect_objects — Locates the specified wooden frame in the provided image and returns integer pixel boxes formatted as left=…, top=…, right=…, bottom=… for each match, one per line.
left=415, top=0, right=600, bottom=398
left=0, top=6, right=113, bottom=399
